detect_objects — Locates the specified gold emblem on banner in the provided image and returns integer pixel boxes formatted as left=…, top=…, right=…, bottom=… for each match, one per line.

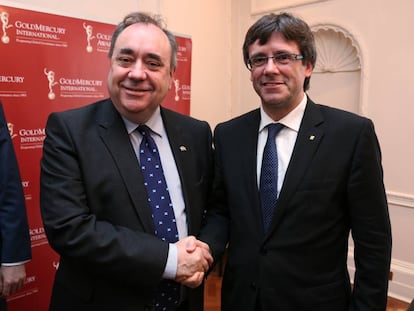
left=1, top=11, right=13, bottom=44
left=44, top=68, right=58, bottom=100
left=83, top=22, right=95, bottom=53
left=173, top=78, right=181, bottom=101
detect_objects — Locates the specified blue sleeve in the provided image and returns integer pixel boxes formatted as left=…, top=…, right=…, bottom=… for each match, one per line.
left=0, top=103, right=31, bottom=264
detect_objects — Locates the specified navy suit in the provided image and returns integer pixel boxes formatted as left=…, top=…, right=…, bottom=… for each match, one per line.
left=40, top=99, right=213, bottom=311
left=199, top=98, right=392, bottom=311
left=0, top=103, right=31, bottom=310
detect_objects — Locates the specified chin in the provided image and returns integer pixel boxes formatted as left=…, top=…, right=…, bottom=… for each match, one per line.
left=121, top=98, right=146, bottom=109
left=263, top=95, right=287, bottom=104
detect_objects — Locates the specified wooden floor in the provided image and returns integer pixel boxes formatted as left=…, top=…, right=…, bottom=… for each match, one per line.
left=203, top=270, right=410, bottom=311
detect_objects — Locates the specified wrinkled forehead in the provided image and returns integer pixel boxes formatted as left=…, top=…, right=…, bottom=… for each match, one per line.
left=114, top=23, right=171, bottom=57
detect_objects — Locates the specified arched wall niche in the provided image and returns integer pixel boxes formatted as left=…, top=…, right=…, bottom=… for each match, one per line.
left=308, top=24, right=364, bottom=115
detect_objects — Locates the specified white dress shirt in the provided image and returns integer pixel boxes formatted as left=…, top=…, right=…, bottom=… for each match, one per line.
left=123, top=106, right=186, bottom=279
left=257, top=94, right=307, bottom=195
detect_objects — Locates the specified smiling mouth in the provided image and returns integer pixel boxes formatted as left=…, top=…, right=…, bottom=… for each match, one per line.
left=262, top=82, right=285, bottom=89
left=127, top=88, right=148, bottom=92
left=262, top=80, right=284, bottom=86
left=123, top=84, right=152, bottom=93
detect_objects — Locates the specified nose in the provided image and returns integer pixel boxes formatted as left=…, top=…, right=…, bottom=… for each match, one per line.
left=128, top=61, right=147, bottom=80
left=263, top=57, right=280, bottom=74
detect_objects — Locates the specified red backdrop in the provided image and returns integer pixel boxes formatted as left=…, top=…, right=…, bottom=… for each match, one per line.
left=0, top=5, right=192, bottom=310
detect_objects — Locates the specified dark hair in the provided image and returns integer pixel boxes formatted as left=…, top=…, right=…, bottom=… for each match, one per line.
left=108, top=12, right=177, bottom=70
left=242, top=12, right=316, bottom=91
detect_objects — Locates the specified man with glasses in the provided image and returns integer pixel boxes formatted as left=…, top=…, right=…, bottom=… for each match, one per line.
left=199, top=12, right=391, bottom=310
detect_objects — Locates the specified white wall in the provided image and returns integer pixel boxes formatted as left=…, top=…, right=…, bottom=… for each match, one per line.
left=3, top=0, right=414, bottom=302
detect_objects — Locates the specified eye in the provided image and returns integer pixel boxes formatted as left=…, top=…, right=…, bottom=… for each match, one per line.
left=146, top=60, right=162, bottom=70
left=250, top=56, right=267, bottom=67
left=116, top=56, right=133, bottom=67
left=144, top=56, right=163, bottom=70
left=275, top=53, right=292, bottom=64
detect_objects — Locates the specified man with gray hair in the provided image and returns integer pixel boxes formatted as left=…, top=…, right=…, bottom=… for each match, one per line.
left=41, top=12, right=212, bottom=311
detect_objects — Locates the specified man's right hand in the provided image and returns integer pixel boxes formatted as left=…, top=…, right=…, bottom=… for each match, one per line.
left=175, top=236, right=213, bottom=288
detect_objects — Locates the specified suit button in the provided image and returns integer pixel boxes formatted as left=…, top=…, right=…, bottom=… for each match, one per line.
left=250, top=282, right=257, bottom=289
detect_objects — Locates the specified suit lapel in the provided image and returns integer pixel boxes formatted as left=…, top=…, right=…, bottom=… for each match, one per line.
left=234, top=110, right=266, bottom=234
left=226, top=109, right=269, bottom=235
left=266, top=100, right=325, bottom=236
left=96, top=100, right=155, bottom=234
left=245, top=111, right=265, bottom=230
left=160, top=108, right=198, bottom=233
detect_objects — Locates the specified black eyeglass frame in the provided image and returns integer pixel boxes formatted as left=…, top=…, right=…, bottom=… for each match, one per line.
left=247, top=53, right=304, bottom=70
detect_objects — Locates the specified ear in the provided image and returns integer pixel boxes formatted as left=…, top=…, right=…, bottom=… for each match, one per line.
left=304, top=61, right=313, bottom=77
left=168, top=69, right=175, bottom=90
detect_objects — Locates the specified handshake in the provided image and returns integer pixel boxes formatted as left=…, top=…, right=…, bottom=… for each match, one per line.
left=174, top=236, right=213, bottom=288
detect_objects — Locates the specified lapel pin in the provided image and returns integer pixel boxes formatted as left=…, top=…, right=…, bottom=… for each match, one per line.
left=309, top=135, right=315, bottom=141
left=179, top=145, right=187, bottom=152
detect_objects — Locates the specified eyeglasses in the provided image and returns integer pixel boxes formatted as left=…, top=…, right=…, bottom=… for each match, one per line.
left=247, top=52, right=304, bottom=70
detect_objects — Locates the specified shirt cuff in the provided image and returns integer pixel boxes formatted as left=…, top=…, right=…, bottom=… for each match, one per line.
left=1, top=260, right=30, bottom=266
left=162, top=243, right=177, bottom=279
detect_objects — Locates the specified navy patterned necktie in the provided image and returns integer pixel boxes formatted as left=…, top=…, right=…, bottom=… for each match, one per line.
left=137, top=125, right=180, bottom=311
left=260, top=123, right=284, bottom=232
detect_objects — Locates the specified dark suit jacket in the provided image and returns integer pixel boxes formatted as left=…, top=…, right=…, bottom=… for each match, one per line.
left=40, top=99, right=213, bottom=311
left=0, top=103, right=31, bottom=266
left=199, top=98, right=392, bottom=311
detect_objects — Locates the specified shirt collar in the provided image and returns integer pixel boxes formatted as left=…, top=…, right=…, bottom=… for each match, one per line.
left=123, top=106, right=164, bottom=137
left=259, top=93, right=307, bottom=133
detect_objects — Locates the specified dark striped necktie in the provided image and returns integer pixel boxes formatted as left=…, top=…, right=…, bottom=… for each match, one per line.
left=260, top=123, right=284, bottom=232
